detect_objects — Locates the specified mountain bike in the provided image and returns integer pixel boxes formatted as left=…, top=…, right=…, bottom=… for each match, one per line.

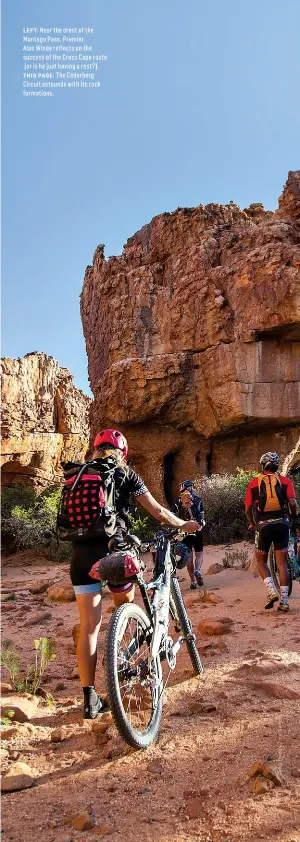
left=269, top=525, right=300, bottom=597
left=104, top=529, right=203, bottom=749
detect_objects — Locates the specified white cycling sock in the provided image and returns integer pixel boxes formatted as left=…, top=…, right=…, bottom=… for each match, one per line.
left=280, top=585, right=289, bottom=605
left=264, top=576, right=276, bottom=596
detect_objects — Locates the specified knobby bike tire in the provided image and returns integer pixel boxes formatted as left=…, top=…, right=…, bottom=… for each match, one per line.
left=269, top=548, right=293, bottom=596
left=104, top=603, right=163, bottom=749
left=170, top=577, right=203, bottom=675
left=169, top=592, right=181, bottom=631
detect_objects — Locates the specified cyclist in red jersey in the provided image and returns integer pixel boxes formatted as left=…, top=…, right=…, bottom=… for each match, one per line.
left=244, top=452, right=297, bottom=611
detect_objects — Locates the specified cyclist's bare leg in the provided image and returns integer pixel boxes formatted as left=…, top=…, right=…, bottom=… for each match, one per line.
left=274, top=550, right=289, bottom=586
left=111, top=585, right=135, bottom=607
left=195, top=551, right=203, bottom=571
left=75, top=592, right=102, bottom=686
left=255, top=550, right=270, bottom=580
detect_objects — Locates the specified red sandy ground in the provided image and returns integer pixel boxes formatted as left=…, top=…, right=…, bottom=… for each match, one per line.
left=1, top=543, right=300, bottom=842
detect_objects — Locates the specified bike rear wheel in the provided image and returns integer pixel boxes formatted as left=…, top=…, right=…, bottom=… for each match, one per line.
left=170, top=577, right=203, bottom=675
left=104, top=603, right=163, bottom=749
left=269, top=548, right=293, bottom=596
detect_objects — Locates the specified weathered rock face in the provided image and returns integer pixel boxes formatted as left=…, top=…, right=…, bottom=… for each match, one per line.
left=81, top=172, right=300, bottom=502
left=1, top=353, right=91, bottom=488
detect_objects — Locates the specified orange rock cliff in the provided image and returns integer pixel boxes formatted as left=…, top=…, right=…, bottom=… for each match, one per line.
left=81, top=172, right=300, bottom=501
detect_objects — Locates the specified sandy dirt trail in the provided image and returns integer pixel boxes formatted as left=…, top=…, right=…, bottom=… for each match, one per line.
left=1, top=543, right=300, bottom=842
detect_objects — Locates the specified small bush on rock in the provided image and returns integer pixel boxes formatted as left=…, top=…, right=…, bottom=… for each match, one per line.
left=222, top=548, right=249, bottom=568
left=0, top=638, right=56, bottom=696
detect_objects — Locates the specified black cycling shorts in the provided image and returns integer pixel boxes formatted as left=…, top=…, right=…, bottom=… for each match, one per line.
left=70, top=540, right=109, bottom=593
left=70, top=540, right=134, bottom=595
left=183, top=531, right=203, bottom=553
left=255, top=521, right=289, bottom=554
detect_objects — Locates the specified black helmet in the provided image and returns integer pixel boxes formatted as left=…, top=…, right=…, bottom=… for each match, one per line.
left=180, top=480, right=194, bottom=492
left=260, top=452, right=280, bottom=471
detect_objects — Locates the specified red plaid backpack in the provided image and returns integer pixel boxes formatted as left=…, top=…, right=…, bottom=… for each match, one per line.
left=57, top=456, right=118, bottom=542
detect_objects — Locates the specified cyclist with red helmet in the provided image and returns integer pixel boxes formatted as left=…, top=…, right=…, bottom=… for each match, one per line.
left=65, top=429, right=201, bottom=719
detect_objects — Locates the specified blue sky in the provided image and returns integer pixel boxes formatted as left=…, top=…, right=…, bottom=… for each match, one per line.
left=2, top=0, right=300, bottom=394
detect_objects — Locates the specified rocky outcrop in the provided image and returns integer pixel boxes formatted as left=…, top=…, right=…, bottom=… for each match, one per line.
left=282, top=435, right=300, bottom=474
left=81, top=172, right=300, bottom=501
left=1, top=353, right=91, bottom=488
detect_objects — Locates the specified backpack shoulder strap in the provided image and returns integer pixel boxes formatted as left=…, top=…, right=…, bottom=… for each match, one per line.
left=71, top=461, right=91, bottom=491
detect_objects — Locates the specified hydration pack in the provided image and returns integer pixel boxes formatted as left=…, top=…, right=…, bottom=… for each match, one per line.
left=257, top=472, right=286, bottom=514
left=173, top=542, right=191, bottom=570
left=57, top=456, right=118, bottom=542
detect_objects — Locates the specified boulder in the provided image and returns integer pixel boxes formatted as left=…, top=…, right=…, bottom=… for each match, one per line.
left=28, top=581, right=50, bottom=595
left=247, top=759, right=285, bottom=788
left=206, top=563, right=224, bottom=576
left=1, top=762, right=35, bottom=792
left=0, top=694, right=39, bottom=723
left=64, top=810, right=94, bottom=831
left=51, top=726, right=67, bottom=743
left=47, top=581, right=75, bottom=603
left=199, top=590, right=222, bottom=604
left=251, top=775, right=275, bottom=794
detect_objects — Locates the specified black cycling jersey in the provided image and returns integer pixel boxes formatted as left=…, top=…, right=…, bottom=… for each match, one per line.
left=111, top=466, right=148, bottom=534
left=67, top=464, right=148, bottom=589
left=172, top=493, right=204, bottom=524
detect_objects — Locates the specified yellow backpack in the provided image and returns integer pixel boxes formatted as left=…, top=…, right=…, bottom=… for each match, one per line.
left=257, top=472, right=286, bottom=513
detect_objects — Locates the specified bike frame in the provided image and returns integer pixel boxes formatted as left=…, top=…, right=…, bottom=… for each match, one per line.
left=123, top=531, right=184, bottom=667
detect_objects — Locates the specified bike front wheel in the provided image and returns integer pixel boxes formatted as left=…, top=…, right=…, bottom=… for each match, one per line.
left=104, top=603, right=163, bottom=749
left=269, top=548, right=293, bottom=596
left=170, top=577, right=203, bottom=675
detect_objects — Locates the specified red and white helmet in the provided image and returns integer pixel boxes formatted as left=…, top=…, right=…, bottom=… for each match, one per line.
left=93, top=428, right=128, bottom=460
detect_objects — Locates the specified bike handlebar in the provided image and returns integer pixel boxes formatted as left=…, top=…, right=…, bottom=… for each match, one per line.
left=108, top=533, right=142, bottom=553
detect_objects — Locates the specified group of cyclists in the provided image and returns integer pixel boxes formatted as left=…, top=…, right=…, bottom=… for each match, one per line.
left=59, top=430, right=298, bottom=721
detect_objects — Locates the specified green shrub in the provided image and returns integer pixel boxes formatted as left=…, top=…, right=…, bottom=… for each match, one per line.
left=128, top=506, right=157, bottom=541
left=1, top=484, right=71, bottom=561
left=195, top=469, right=256, bottom=545
left=1, top=485, right=35, bottom=520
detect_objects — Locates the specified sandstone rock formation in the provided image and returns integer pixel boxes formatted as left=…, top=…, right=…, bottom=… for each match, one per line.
left=1, top=353, right=91, bottom=488
left=81, top=172, right=300, bottom=501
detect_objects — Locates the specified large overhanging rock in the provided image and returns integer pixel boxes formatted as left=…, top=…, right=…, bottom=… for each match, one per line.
left=1, top=353, right=91, bottom=488
left=81, top=172, right=300, bottom=501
